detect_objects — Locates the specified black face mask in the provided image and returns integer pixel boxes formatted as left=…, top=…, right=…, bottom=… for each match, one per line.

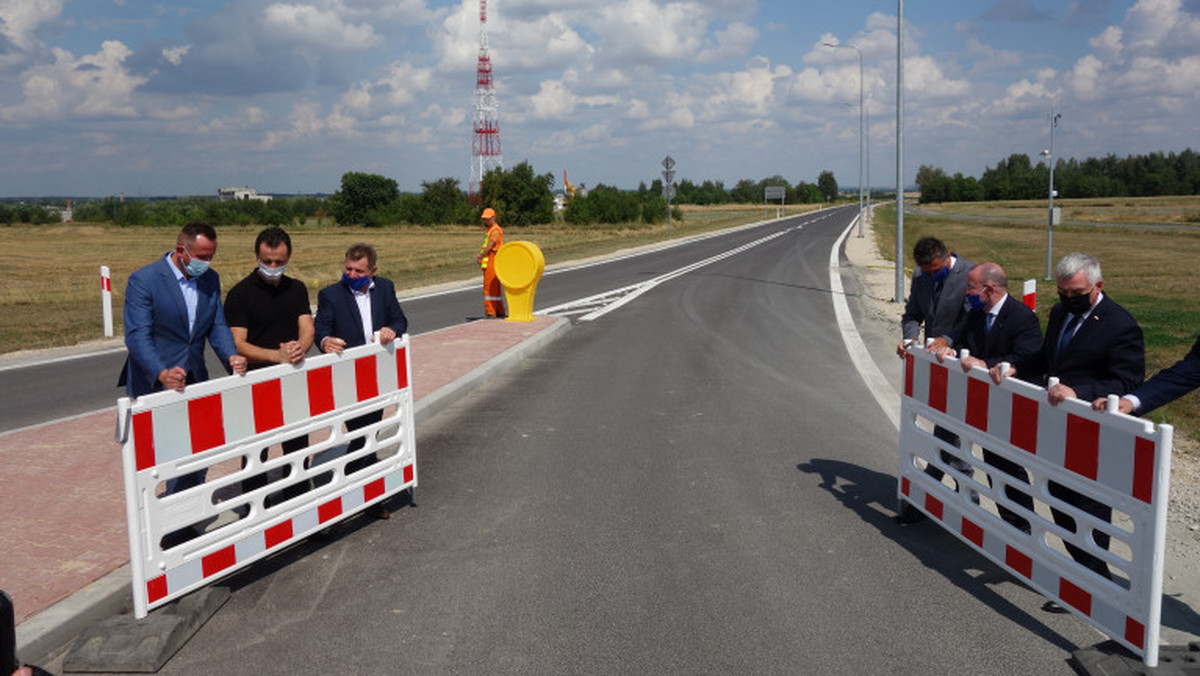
left=1058, top=292, right=1092, bottom=315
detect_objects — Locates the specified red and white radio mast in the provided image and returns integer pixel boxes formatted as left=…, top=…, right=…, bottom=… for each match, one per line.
left=469, top=0, right=502, bottom=205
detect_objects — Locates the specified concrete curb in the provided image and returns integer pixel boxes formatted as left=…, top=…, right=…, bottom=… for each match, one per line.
left=413, top=317, right=571, bottom=428
left=14, top=316, right=572, bottom=667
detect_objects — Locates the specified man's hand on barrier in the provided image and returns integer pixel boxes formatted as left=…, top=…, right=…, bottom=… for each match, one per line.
left=321, top=336, right=346, bottom=355
left=229, top=355, right=247, bottom=376
left=929, top=345, right=955, bottom=363
left=896, top=338, right=916, bottom=358
left=959, top=355, right=987, bottom=372
left=280, top=340, right=305, bottom=365
left=1047, top=382, right=1076, bottom=406
left=158, top=366, right=187, bottom=392
left=988, top=364, right=1014, bottom=385
left=377, top=327, right=396, bottom=344
left=1092, top=396, right=1134, bottom=414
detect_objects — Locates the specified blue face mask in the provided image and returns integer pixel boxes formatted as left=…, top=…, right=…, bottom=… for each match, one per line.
left=966, top=293, right=986, bottom=311
left=930, top=265, right=950, bottom=283
left=183, top=247, right=210, bottom=277
left=342, top=273, right=370, bottom=292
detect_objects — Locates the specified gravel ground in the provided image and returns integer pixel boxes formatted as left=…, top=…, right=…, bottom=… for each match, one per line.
left=841, top=213, right=1200, bottom=646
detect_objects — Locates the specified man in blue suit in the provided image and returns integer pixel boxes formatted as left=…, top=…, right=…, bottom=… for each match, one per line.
left=1093, top=336, right=1200, bottom=416
left=120, top=222, right=248, bottom=499
left=121, top=221, right=247, bottom=395
left=314, top=242, right=408, bottom=519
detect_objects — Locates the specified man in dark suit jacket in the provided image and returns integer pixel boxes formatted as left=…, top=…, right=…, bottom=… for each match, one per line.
left=1000, top=252, right=1144, bottom=584
left=314, top=243, right=408, bottom=518
left=895, top=237, right=973, bottom=500
left=1093, top=334, right=1200, bottom=416
left=935, top=262, right=1043, bottom=532
left=897, top=236, right=972, bottom=357
left=121, top=222, right=248, bottom=499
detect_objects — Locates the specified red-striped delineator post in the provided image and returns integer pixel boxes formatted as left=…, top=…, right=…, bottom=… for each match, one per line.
left=101, top=265, right=113, bottom=337
left=1023, top=278, right=1036, bottom=311
left=897, top=346, right=1172, bottom=666
left=116, top=336, right=417, bottom=618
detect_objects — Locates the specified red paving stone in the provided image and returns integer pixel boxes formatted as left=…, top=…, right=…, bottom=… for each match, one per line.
left=0, top=316, right=562, bottom=624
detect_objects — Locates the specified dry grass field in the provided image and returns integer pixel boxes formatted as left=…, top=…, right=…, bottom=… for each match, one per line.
left=876, top=195, right=1200, bottom=442
left=0, top=204, right=804, bottom=354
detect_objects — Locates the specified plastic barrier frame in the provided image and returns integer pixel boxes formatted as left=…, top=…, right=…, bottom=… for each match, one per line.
left=116, top=336, right=417, bottom=618
left=896, top=347, right=1172, bottom=666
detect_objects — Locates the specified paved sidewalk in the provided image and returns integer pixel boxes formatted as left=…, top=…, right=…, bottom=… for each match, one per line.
left=3, top=315, right=569, bottom=664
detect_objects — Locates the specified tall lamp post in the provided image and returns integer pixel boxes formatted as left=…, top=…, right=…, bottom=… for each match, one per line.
left=823, top=42, right=865, bottom=238
left=1041, top=111, right=1062, bottom=281
left=895, top=0, right=905, bottom=304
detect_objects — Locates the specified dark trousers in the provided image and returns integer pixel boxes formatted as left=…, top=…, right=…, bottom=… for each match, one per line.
left=241, top=435, right=312, bottom=508
left=344, top=410, right=384, bottom=475
left=1049, top=481, right=1113, bottom=579
left=923, top=426, right=964, bottom=484
left=983, top=449, right=1034, bottom=533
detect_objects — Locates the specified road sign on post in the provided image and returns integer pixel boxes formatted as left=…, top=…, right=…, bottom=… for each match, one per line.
left=662, top=156, right=676, bottom=238
left=764, top=185, right=786, bottom=218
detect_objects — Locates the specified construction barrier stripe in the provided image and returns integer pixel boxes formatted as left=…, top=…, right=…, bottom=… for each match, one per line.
left=897, top=347, right=1171, bottom=664
left=131, top=346, right=409, bottom=472
left=903, top=350, right=1161, bottom=504
left=120, top=337, right=417, bottom=619
left=143, top=465, right=414, bottom=607
left=900, top=477, right=1147, bottom=651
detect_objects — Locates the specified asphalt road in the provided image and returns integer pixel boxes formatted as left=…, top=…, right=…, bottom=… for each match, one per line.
left=141, top=208, right=1100, bottom=674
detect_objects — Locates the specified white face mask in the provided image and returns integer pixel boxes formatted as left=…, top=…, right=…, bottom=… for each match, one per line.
left=258, top=263, right=286, bottom=281
left=183, top=247, right=210, bottom=277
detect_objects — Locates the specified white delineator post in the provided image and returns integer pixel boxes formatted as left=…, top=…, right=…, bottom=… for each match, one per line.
left=101, top=265, right=114, bottom=338
left=1023, top=278, right=1036, bottom=311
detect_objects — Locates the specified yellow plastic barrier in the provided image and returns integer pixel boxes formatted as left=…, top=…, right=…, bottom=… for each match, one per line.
left=493, top=241, right=545, bottom=322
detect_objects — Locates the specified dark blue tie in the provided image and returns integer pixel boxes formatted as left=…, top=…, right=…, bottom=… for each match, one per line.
left=985, top=313, right=995, bottom=333
left=1057, top=313, right=1080, bottom=353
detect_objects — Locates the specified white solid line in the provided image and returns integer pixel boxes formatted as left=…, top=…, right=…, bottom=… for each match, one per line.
left=829, top=216, right=901, bottom=430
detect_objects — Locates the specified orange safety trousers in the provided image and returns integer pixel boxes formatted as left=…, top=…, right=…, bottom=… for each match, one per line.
left=480, top=224, right=505, bottom=317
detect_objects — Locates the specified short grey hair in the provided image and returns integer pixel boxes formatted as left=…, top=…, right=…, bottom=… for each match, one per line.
left=1055, top=252, right=1102, bottom=285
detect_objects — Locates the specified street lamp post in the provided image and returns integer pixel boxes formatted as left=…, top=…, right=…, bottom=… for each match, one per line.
left=1042, top=111, right=1062, bottom=281
left=823, top=42, right=865, bottom=238
left=895, top=0, right=905, bottom=304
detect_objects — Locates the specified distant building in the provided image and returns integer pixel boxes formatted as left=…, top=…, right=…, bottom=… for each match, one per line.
left=218, top=187, right=272, bottom=203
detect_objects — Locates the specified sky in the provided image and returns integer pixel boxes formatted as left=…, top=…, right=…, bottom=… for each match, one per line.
left=0, top=0, right=1198, bottom=198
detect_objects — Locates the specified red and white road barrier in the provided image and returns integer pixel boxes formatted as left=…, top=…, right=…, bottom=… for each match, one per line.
left=1023, top=278, right=1036, bottom=311
left=116, top=337, right=417, bottom=618
left=898, top=346, right=1172, bottom=666
left=101, top=266, right=113, bottom=338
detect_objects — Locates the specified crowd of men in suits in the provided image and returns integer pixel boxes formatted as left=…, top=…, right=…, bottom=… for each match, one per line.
left=896, top=236, right=1200, bottom=602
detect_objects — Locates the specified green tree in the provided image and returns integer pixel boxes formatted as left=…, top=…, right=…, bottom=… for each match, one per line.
left=817, top=170, right=839, bottom=202
left=480, top=161, right=555, bottom=225
left=329, top=171, right=400, bottom=225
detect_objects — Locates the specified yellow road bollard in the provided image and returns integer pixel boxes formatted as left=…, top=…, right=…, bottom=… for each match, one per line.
left=493, top=241, right=545, bottom=322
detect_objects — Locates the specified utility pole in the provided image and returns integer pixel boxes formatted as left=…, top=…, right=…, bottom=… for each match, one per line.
left=895, top=0, right=905, bottom=304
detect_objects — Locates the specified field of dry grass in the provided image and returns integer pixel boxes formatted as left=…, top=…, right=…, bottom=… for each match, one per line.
left=0, top=204, right=809, bottom=353
left=876, top=195, right=1200, bottom=441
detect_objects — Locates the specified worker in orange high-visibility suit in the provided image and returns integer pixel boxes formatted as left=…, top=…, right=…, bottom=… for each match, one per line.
left=476, top=207, right=506, bottom=318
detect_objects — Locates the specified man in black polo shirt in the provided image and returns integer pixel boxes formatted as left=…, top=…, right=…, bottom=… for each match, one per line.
left=224, top=227, right=314, bottom=509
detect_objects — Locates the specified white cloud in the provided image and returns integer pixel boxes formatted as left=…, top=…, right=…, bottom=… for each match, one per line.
left=0, top=0, right=66, bottom=52
left=262, top=2, right=381, bottom=50
left=162, top=45, right=190, bottom=66
left=0, top=40, right=145, bottom=122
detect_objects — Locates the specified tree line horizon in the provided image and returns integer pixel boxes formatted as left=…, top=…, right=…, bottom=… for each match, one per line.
left=4, top=147, right=1197, bottom=226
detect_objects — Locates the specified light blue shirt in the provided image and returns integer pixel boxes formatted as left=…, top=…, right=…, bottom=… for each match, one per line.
left=166, top=252, right=198, bottom=335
